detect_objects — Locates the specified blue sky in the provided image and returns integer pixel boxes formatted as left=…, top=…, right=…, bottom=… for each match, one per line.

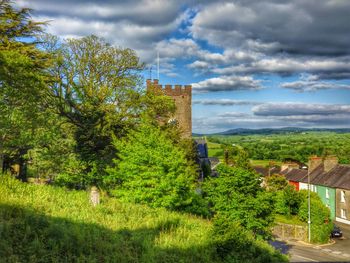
left=17, top=0, right=350, bottom=133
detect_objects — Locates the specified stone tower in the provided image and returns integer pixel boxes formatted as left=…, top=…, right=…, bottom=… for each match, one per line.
left=146, top=79, right=192, bottom=138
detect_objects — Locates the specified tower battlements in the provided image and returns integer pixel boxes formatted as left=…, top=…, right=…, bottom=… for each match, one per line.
left=146, top=79, right=191, bottom=96
left=146, top=79, right=192, bottom=138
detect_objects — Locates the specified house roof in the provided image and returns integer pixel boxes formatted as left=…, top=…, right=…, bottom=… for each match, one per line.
left=325, top=165, right=350, bottom=190
left=282, top=164, right=350, bottom=190
left=282, top=168, right=308, bottom=182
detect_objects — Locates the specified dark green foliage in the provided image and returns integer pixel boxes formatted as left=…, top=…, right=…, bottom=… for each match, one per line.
left=0, top=0, right=50, bottom=178
left=234, top=149, right=253, bottom=171
left=298, top=191, right=333, bottom=244
left=105, top=119, right=200, bottom=212
left=274, top=185, right=302, bottom=216
left=265, top=174, right=288, bottom=191
left=203, top=164, right=275, bottom=237
left=212, top=216, right=287, bottom=263
left=42, top=34, right=147, bottom=177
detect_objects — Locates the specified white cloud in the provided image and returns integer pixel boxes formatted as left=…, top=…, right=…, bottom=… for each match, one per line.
left=193, top=99, right=261, bottom=106
left=192, top=76, right=262, bottom=93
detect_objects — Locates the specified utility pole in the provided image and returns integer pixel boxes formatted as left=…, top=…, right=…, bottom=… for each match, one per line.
left=308, top=160, right=311, bottom=243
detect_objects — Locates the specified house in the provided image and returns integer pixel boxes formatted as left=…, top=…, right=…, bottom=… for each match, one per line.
left=281, top=168, right=307, bottom=191
left=324, top=165, right=350, bottom=224
left=281, top=156, right=350, bottom=223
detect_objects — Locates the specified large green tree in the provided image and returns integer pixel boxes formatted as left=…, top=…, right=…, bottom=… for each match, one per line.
left=41, top=35, right=141, bottom=178
left=0, top=0, right=49, bottom=179
left=43, top=35, right=175, bottom=181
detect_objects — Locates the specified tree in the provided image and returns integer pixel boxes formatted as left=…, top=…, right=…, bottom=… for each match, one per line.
left=234, top=149, right=253, bottom=171
left=0, top=0, right=50, bottom=179
left=203, top=164, right=275, bottom=237
left=42, top=35, right=148, bottom=177
left=265, top=174, right=288, bottom=191
left=105, top=118, right=198, bottom=211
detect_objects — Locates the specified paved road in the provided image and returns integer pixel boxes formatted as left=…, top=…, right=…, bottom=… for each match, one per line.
left=330, top=222, right=350, bottom=256
left=271, top=222, right=350, bottom=262
left=270, top=240, right=350, bottom=262
left=290, top=245, right=350, bottom=262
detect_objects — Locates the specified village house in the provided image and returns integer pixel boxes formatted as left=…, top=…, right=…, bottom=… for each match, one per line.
left=281, top=156, right=350, bottom=224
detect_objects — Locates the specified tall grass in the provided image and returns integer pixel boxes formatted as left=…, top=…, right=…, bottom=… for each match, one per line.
left=0, top=176, right=287, bottom=262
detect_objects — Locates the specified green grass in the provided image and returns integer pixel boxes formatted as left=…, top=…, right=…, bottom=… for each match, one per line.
left=275, top=214, right=306, bottom=226
left=250, top=160, right=282, bottom=167
left=0, top=176, right=287, bottom=263
left=207, top=141, right=224, bottom=159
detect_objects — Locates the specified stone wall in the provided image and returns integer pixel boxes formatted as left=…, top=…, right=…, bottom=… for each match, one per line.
left=272, top=223, right=307, bottom=241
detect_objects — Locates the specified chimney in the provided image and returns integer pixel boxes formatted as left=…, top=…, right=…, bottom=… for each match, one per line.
left=308, top=156, right=323, bottom=172
left=323, top=156, right=338, bottom=172
left=281, top=162, right=299, bottom=171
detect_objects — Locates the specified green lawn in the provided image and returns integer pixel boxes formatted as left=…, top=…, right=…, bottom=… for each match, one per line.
left=0, top=175, right=286, bottom=262
left=250, top=160, right=282, bottom=167
left=275, top=214, right=306, bottom=226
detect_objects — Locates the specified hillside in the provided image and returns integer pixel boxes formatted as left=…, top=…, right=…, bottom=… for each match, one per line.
left=0, top=176, right=286, bottom=263
left=194, top=127, right=350, bottom=136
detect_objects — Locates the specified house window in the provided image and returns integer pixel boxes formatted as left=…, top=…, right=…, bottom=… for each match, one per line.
left=326, top=188, right=329, bottom=199
left=341, top=191, right=346, bottom=203
left=341, top=209, right=347, bottom=219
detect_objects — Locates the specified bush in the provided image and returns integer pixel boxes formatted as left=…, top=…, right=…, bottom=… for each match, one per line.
left=212, top=216, right=287, bottom=263
left=298, top=190, right=333, bottom=243
left=203, top=164, right=275, bottom=237
left=105, top=120, right=199, bottom=212
left=274, top=185, right=301, bottom=216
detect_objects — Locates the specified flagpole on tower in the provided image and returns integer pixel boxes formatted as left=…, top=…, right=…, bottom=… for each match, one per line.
left=157, top=51, right=160, bottom=80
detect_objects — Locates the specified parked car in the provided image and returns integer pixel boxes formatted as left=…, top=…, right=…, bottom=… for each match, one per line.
left=331, top=225, right=343, bottom=238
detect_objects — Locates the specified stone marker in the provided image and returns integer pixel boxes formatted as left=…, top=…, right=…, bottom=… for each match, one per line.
left=90, top=186, right=100, bottom=206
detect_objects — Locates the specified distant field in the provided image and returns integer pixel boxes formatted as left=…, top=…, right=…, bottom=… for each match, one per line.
left=250, top=160, right=282, bottom=167
left=207, top=141, right=224, bottom=160
left=206, top=132, right=350, bottom=164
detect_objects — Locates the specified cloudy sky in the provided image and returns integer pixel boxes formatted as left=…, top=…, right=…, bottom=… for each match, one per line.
left=18, top=0, right=350, bottom=133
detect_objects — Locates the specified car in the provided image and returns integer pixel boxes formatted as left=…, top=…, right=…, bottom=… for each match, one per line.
left=331, top=225, right=343, bottom=238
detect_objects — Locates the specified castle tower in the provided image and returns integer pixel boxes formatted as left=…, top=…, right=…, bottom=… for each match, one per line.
left=146, top=79, right=192, bottom=138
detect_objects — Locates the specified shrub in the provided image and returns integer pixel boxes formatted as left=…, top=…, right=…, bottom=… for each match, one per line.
left=298, top=190, right=333, bottom=243
left=203, top=164, right=275, bottom=237
left=105, top=120, right=199, bottom=212
left=212, top=216, right=287, bottom=263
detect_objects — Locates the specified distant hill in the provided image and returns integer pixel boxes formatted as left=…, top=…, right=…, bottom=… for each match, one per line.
left=194, top=127, right=350, bottom=136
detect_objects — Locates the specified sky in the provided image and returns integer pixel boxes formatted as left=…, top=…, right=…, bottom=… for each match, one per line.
left=17, top=0, right=350, bottom=133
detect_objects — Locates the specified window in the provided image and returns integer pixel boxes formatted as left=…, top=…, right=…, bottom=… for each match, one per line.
left=341, top=209, right=347, bottom=219
left=326, top=188, right=329, bottom=199
left=341, top=191, right=346, bottom=203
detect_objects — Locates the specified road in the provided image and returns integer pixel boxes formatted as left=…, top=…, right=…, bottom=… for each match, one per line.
left=270, top=221, right=350, bottom=262
left=270, top=240, right=349, bottom=262
left=329, top=221, right=350, bottom=257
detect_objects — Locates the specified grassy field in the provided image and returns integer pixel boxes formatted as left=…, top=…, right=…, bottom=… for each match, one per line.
left=0, top=176, right=286, bottom=263
left=275, top=214, right=306, bottom=226
left=250, top=160, right=282, bottom=167
left=207, top=141, right=224, bottom=160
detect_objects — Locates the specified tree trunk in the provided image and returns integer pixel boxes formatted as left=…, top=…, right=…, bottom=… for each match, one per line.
left=0, top=142, right=3, bottom=174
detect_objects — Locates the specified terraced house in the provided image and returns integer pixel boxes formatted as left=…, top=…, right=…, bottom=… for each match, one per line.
left=282, top=156, right=350, bottom=224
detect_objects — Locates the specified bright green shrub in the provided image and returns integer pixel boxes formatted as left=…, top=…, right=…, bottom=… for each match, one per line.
left=212, top=216, right=287, bottom=263
left=298, top=190, right=333, bottom=243
left=203, top=164, right=275, bottom=237
left=105, top=120, right=202, bottom=213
